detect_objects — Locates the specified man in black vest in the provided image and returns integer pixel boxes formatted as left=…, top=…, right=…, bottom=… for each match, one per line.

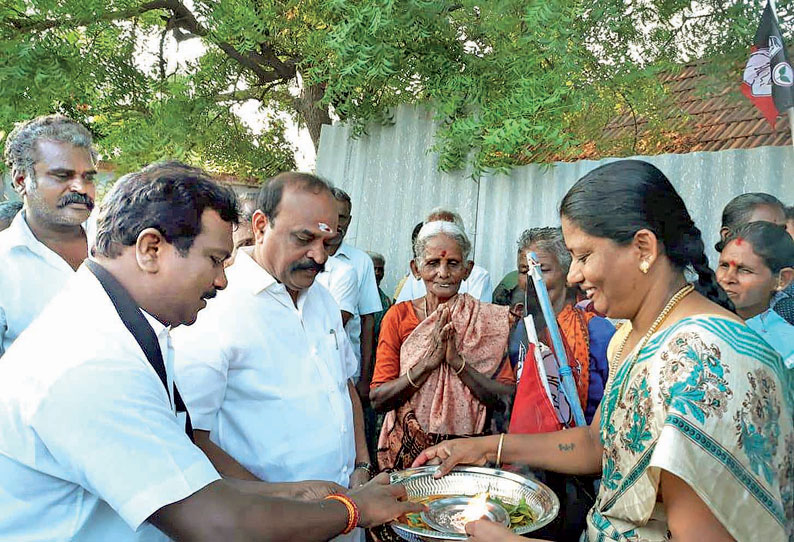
left=0, top=161, right=420, bottom=541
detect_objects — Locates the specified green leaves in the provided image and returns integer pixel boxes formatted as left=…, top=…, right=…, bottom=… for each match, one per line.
left=2, top=0, right=792, bottom=179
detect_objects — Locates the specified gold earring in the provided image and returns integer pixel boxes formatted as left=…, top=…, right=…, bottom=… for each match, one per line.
left=640, top=260, right=650, bottom=274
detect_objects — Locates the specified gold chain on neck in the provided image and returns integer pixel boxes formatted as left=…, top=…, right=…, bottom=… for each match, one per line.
left=608, top=283, right=695, bottom=402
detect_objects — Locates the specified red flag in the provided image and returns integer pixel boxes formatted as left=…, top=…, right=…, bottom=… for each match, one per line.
left=742, top=2, right=794, bottom=128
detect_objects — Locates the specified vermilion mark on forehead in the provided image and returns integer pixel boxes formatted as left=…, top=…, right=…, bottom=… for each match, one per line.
left=729, top=260, right=737, bottom=267
left=735, top=237, right=744, bottom=246
left=441, top=250, right=447, bottom=257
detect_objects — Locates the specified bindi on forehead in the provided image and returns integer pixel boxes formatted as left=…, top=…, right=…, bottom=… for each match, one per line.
left=729, top=260, right=737, bottom=267
left=735, top=237, right=744, bottom=246
left=440, top=250, right=447, bottom=257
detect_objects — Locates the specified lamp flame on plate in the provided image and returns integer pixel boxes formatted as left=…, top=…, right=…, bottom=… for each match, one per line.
left=461, top=492, right=490, bottom=524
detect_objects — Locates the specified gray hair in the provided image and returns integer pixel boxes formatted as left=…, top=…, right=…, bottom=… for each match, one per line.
left=414, top=221, right=471, bottom=267
left=517, top=227, right=572, bottom=273
left=426, top=207, right=465, bottom=230
left=4, top=115, right=96, bottom=185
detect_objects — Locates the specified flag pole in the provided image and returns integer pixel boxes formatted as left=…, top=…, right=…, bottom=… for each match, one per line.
left=768, top=0, right=794, bottom=147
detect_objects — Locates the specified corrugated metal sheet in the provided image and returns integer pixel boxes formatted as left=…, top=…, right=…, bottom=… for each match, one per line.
left=317, top=105, right=794, bottom=297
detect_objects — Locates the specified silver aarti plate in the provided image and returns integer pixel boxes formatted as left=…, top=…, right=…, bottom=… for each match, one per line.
left=389, top=465, right=559, bottom=541
left=421, top=496, right=509, bottom=534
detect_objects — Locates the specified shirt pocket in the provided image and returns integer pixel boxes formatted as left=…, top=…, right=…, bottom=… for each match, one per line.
left=318, top=332, right=347, bottom=385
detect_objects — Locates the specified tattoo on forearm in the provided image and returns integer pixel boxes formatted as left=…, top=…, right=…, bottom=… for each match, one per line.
left=558, top=443, right=575, bottom=452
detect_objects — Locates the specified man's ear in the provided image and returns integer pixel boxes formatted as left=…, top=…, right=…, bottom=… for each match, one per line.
left=719, top=226, right=731, bottom=241
left=12, top=169, right=28, bottom=197
left=632, top=229, right=660, bottom=272
left=135, top=228, right=167, bottom=273
left=251, top=209, right=268, bottom=243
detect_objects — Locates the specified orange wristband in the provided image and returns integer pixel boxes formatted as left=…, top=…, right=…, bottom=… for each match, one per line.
left=325, top=493, right=360, bottom=534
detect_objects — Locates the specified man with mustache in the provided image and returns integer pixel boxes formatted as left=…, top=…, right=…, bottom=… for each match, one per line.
left=0, top=163, right=419, bottom=540
left=0, top=114, right=96, bottom=355
left=173, top=173, right=374, bottom=541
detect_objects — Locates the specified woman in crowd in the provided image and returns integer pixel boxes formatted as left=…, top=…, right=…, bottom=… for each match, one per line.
left=502, top=227, right=615, bottom=426
left=415, top=160, right=794, bottom=542
left=504, top=228, right=615, bottom=541
left=717, top=221, right=794, bottom=368
left=370, top=221, right=515, bottom=472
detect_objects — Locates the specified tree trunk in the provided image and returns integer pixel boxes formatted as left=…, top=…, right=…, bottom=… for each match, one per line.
left=295, top=81, right=332, bottom=151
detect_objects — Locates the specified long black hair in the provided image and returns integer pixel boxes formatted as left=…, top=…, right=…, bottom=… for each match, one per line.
left=559, top=159, right=734, bottom=312
left=723, top=221, right=794, bottom=275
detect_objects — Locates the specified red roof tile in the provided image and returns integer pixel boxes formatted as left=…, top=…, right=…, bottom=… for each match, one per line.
left=546, top=61, right=793, bottom=162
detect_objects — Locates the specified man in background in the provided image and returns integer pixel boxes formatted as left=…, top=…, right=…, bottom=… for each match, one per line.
left=0, top=114, right=96, bottom=355
left=325, top=188, right=382, bottom=406
left=227, top=194, right=256, bottom=265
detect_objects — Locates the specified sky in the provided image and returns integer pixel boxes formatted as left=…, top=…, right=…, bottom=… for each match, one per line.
left=139, top=28, right=318, bottom=172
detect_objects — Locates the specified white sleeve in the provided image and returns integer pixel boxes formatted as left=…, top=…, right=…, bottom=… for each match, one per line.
left=326, top=267, right=358, bottom=315
left=31, top=362, right=220, bottom=531
left=356, top=256, right=383, bottom=315
left=172, top=320, right=230, bottom=432
left=338, top=328, right=358, bottom=381
left=477, top=272, right=493, bottom=303
left=395, top=276, right=422, bottom=303
left=467, top=268, right=493, bottom=303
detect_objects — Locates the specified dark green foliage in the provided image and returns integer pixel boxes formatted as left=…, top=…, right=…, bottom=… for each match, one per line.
left=2, top=1, right=790, bottom=179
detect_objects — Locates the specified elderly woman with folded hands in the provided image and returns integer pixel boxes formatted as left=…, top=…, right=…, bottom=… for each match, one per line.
left=369, top=221, right=516, bottom=472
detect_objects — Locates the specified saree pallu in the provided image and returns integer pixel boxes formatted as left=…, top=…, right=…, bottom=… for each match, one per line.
left=377, top=294, right=510, bottom=471
left=586, top=316, right=794, bottom=542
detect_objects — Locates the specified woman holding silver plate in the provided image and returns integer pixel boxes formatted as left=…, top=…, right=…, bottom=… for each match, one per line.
left=414, top=160, right=794, bottom=542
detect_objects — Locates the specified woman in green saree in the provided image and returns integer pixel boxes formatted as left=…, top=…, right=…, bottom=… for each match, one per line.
left=414, top=160, right=794, bottom=542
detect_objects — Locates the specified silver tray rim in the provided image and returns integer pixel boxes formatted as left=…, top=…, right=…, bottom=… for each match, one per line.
left=389, top=465, right=560, bottom=540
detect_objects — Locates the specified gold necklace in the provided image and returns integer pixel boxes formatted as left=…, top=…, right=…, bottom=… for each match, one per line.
left=609, top=283, right=695, bottom=402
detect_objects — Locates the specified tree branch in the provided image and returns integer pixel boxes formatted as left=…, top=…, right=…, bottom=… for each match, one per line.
left=6, top=0, right=174, bottom=33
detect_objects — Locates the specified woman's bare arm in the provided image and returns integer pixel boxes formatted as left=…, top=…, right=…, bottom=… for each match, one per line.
left=414, top=405, right=604, bottom=477
left=662, top=471, right=735, bottom=542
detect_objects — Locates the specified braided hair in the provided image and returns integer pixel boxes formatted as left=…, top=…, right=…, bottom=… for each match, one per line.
left=559, top=159, right=735, bottom=312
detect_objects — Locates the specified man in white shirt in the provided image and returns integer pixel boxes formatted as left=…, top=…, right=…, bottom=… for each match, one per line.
left=317, top=255, right=359, bottom=325
left=395, top=207, right=493, bottom=303
left=325, top=188, right=383, bottom=400
left=0, top=162, right=418, bottom=541
left=0, top=114, right=96, bottom=355
left=173, top=173, right=376, bottom=541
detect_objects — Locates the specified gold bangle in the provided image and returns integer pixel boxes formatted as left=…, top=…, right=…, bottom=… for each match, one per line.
left=496, top=433, right=505, bottom=467
left=406, top=366, right=419, bottom=388
left=454, top=357, right=466, bottom=375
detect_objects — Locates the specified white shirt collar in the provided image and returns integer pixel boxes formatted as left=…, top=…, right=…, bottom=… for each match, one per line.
left=232, top=247, right=314, bottom=312
left=141, top=308, right=170, bottom=337
left=233, top=246, right=279, bottom=296
left=335, top=241, right=354, bottom=260
left=4, top=209, right=87, bottom=259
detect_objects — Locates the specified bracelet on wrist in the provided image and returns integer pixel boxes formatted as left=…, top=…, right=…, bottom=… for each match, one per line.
left=325, top=493, right=360, bottom=534
left=354, top=462, right=375, bottom=477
